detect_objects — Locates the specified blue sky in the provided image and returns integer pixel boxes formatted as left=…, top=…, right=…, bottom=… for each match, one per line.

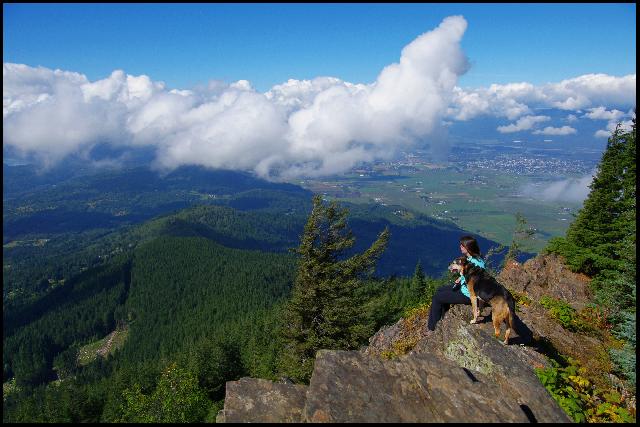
left=3, top=3, right=636, bottom=179
left=3, top=3, right=636, bottom=92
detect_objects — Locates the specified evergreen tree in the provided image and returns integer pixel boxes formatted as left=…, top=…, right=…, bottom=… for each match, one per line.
left=119, top=362, right=209, bottom=423
left=546, top=117, right=636, bottom=390
left=279, top=195, right=389, bottom=382
left=409, top=261, right=427, bottom=304
left=505, top=212, right=535, bottom=264
left=548, top=118, right=636, bottom=277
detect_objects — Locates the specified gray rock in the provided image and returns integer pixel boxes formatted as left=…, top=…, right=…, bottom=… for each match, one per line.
left=220, top=377, right=308, bottom=423
left=498, top=254, right=592, bottom=309
left=303, top=349, right=536, bottom=423
left=415, top=304, right=571, bottom=423
left=218, top=253, right=591, bottom=423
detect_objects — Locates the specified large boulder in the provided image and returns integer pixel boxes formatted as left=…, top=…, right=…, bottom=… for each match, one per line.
left=412, top=305, right=569, bottom=422
left=303, top=349, right=558, bottom=423
left=217, top=254, right=599, bottom=423
left=498, top=253, right=592, bottom=309
left=218, top=301, right=570, bottom=423
left=217, top=377, right=307, bottom=423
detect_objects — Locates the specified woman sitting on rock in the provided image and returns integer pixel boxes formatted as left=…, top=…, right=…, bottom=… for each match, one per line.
left=426, top=235, right=485, bottom=332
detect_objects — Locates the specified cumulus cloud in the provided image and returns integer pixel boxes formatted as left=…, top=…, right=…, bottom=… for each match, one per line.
left=3, top=65, right=134, bottom=167
left=532, top=126, right=577, bottom=136
left=522, top=173, right=594, bottom=203
left=496, top=115, right=550, bottom=133
left=594, top=116, right=635, bottom=138
left=448, top=73, right=636, bottom=121
left=4, top=17, right=636, bottom=179
left=3, top=16, right=470, bottom=179
left=582, top=106, right=625, bottom=121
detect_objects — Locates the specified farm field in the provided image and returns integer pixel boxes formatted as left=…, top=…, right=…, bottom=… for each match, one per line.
left=298, top=164, right=583, bottom=254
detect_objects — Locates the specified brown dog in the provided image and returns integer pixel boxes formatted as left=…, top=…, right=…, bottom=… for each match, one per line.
left=448, top=256, right=516, bottom=345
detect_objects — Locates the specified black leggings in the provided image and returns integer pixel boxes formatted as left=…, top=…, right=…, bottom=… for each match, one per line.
left=427, top=283, right=471, bottom=331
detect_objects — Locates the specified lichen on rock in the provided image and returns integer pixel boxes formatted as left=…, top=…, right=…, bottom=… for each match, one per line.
left=443, top=324, right=497, bottom=376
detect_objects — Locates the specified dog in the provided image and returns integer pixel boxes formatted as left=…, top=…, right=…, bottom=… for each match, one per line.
left=448, top=256, right=517, bottom=345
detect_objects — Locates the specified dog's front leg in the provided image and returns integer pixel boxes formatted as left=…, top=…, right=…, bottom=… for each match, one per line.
left=474, top=298, right=482, bottom=320
left=470, top=299, right=481, bottom=324
left=469, top=283, right=480, bottom=324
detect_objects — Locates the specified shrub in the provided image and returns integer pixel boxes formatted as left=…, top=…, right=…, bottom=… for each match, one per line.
left=539, top=296, right=600, bottom=336
left=535, top=357, right=636, bottom=423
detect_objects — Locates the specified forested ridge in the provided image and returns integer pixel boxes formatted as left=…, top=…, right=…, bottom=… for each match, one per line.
left=4, top=170, right=492, bottom=314
left=7, top=118, right=633, bottom=422
left=2, top=188, right=449, bottom=422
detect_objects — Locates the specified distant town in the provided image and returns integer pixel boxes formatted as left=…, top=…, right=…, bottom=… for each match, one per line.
left=336, top=147, right=597, bottom=178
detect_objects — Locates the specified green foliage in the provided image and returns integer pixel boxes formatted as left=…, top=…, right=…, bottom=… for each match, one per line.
left=539, top=296, right=578, bottom=330
left=538, top=296, right=606, bottom=336
left=279, top=195, right=390, bottom=382
left=545, top=120, right=635, bottom=281
left=119, top=362, right=209, bottom=423
left=504, top=212, right=535, bottom=263
left=121, top=236, right=295, bottom=366
left=177, top=337, right=244, bottom=401
left=3, top=232, right=296, bottom=421
left=544, top=120, right=636, bottom=390
left=535, top=357, right=636, bottom=423
left=608, top=310, right=636, bottom=387
left=52, top=346, right=79, bottom=380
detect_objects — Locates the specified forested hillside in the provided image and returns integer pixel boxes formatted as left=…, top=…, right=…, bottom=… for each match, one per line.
left=3, top=208, right=445, bottom=422
left=3, top=166, right=474, bottom=422
left=546, top=119, right=636, bottom=391
left=4, top=164, right=502, bottom=317
left=3, top=165, right=311, bottom=310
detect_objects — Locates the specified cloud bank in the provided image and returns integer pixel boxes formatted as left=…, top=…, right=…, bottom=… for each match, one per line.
left=522, top=173, right=595, bottom=203
left=532, top=126, right=577, bottom=136
left=4, top=16, right=470, bottom=179
left=447, top=74, right=636, bottom=122
left=3, top=15, right=636, bottom=179
left=496, top=115, right=550, bottom=133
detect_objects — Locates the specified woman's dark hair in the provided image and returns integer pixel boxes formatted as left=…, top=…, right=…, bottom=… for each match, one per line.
left=460, top=235, right=481, bottom=257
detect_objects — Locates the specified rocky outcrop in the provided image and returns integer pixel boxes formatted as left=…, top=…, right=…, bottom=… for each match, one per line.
left=498, top=253, right=592, bottom=309
left=217, top=345, right=569, bottom=423
left=218, top=307, right=571, bottom=422
left=216, top=253, right=598, bottom=423
left=216, top=377, right=307, bottom=423
left=303, top=349, right=558, bottom=423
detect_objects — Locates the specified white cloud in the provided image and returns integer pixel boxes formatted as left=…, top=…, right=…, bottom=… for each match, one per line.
left=448, top=73, right=636, bottom=121
left=4, top=18, right=636, bottom=178
left=496, top=115, right=550, bottom=133
left=3, top=65, right=131, bottom=167
left=522, top=173, right=594, bottom=203
left=594, top=129, right=612, bottom=138
left=3, top=16, right=470, bottom=179
left=594, top=117, right=635, bottom=138
left=582, top=106, right=625, bottom=121
left=532, top=126, right=577, bottom=136
left=545, top=74, right=636, bottom=110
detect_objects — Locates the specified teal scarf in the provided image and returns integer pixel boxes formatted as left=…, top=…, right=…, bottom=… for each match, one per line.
left=458, top=256, right=485, bottom=298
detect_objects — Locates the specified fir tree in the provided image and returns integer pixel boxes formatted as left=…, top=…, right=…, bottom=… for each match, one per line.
left=546, top=117, right=636, bottom=390
left=409, top=260, right=426, bottom=304
left=279, top=195, right=389, bottom=382
left=549, top=118, right=636, bottom=277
